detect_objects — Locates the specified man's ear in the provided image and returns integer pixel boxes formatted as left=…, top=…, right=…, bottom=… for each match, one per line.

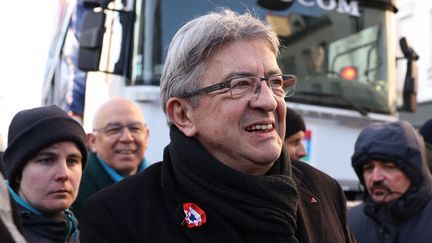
left=166, top=97, right=197, bottom=137
left=87, top=133, right=97, bottom=153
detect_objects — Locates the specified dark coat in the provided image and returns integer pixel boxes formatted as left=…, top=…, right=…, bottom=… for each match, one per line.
left=349, top=200, right=432, bottom=243
left=72, top=152, right=115, bottom=218
left=291, top=160, right=355, bottom=243
left=80, top=128, right=354, bottom=243
left=15, top=203, right=79, bottom=243
left=349, top=121, right=432, bottom=243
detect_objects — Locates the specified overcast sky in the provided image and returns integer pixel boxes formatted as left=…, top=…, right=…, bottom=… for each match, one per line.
left=0, top=1, right=58, bottom=148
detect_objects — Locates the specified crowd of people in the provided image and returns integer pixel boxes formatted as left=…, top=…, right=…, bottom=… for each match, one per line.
left=1, top=8, right=431, bottom=243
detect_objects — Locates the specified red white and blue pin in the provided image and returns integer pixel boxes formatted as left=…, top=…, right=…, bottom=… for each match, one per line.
left=183, top=202, right=206, bottom=228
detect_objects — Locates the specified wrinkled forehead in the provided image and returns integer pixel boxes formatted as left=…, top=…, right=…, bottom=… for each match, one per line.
left=202, top=40, right=280, bottom=81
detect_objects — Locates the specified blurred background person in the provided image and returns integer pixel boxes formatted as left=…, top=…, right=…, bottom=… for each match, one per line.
left=284, top=107, right=307, bottom=161
left=349, top=121, right=432, bottom=242
left=285, top=107, right=355, bottom=242
left=2, top=105, right=87, bottom=242
left=72, top=97, right=150, bottom=218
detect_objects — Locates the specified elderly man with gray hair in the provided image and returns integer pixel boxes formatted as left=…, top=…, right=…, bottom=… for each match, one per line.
left=80, top=9, right=354, bottom=242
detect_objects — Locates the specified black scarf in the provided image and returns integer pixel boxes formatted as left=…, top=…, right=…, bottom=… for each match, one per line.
left=167, top=126, right=299, bottom=242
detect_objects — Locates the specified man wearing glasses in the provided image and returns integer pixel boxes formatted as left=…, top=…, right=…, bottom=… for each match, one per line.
left=80, top=10, right=353, bottom=242
left=72, top=97, right=149, bottom=218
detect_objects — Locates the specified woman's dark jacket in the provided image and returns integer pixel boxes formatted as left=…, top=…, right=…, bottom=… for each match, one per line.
left=72, top=151, right=115, bottom=218
left=348, top=121, right=432, bottom=242
left=80, top=126, right=354, bottom=242
left=15, top=203, right=79, bottom=243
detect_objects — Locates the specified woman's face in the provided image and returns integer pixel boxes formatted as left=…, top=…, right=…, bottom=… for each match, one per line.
left=18, top=141, right=83, bottom=214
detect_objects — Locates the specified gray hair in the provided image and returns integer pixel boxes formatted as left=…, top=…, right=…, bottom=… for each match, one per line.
left=160, top=8, right=280, bottom=122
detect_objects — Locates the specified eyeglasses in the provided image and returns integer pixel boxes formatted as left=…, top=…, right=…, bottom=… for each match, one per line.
left=93, top=122, right=147, bottom=138
left=180, top=74, right=296, bottom=100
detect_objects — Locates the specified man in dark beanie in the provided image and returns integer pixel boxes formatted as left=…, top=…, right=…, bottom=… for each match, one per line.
left=3, top=105, right=87, bottom=243
left=283, top=107, right=355, bottom=242
left=349, top=121, right=432, bottom=242
left=284, top=107, right=307, bottom=161
left=419, top=118, right=432, bottom=172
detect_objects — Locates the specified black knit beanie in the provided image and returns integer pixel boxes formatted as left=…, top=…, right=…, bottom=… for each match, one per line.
left=420, top=119, right=432, bottom=145
left=285, top=107, right=306, bottom=138
left=3, top=105, right=87, bottom=188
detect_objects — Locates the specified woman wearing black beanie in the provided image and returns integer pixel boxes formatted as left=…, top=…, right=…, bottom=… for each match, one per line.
left=2, top=105, right=87, bottom=243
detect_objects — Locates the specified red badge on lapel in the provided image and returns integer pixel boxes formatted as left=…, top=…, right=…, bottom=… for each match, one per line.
left=311, top=196, right=318, bottom=204
left=183, top=203, right=206, bottom=228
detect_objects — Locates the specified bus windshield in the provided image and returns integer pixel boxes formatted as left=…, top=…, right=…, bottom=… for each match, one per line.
left=131, top=0, right=393, bottom=114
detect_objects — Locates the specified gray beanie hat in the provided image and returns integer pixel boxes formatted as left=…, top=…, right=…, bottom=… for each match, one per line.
left=3, top=105, right=87, bottom=188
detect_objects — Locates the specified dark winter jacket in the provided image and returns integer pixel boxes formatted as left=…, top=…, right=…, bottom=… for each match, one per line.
left=80, top=126, right=354, bottom=242
left=72, top=152, right=115, bottom=218
left=291, top=160, right=355, bottom=243
left=12, top=201, right=79, bottom=243
left=72, top=151, right=147, bottom=219
left=348, top=121, right=432, bottom=243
